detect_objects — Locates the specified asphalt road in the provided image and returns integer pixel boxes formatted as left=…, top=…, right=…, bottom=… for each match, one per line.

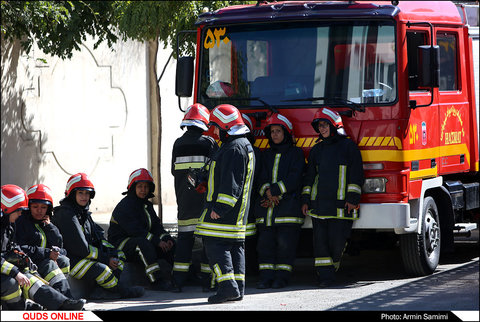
left=83, top=237, right=479, bottom=319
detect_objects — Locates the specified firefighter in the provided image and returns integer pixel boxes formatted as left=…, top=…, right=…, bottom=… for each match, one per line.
left=170, top=104, right=218, bottom=292
left=108, top=168, right=175, bottom=291
left=53, top=173, right=144, bottom=299
left=254, top=113, right=305, bottom=289
left=195, top=104, right=256, bottom=304
left=301, top=108, right=364, bottom=287
left=1, top=184, right=85, bottom=310
left=241, top=113, right=261, bottom=275
left=15, top=184, right=74, bottom=298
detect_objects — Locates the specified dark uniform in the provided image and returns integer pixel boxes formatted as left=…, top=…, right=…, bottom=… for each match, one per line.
left=53, top=197, right=131, bottom=298
left=15, top=212, right=72, bottom=297
left=171, top=126, right=217, bottom=289
left=195, top=134, right=255, bottom=302
left=1, top=212, right=81, bottom=310
left=254, top=139, right=305, bottom=287
left=302, top=132, right=363, bottom=284
left=108, top=189, right=175, bottom=288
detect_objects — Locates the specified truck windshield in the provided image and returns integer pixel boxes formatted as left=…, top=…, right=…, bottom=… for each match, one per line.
left=198, top=20, right=396, bottom=109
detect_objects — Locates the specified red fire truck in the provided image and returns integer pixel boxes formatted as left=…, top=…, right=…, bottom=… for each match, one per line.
left=175, top=1, right=479, bottom=276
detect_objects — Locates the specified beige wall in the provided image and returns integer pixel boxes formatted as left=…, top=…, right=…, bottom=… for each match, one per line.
left=1, top=35, right=188, bottom=215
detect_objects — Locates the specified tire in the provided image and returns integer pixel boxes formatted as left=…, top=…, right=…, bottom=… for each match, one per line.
left=400, top=196, right=441, bottom=276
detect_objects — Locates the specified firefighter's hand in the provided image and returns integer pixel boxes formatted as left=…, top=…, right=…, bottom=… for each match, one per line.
left=210, top=210, right=220, bottom=220
left=159, top=240, right=174, bottom=252
left=49, top=248, right=59, bottom=261
left=345, top=202, right=359, bottom=214
left=109, top=257, right=119, bottom=270
left=15, top=272, right=31, bottom=288
left=301, top=204, right=309, bottom=216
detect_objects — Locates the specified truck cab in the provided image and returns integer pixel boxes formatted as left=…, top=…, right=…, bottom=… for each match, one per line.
left=176, top=1, right=479, bottom=276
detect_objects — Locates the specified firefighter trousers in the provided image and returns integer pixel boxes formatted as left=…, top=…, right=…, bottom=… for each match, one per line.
left=256, top=225, right=300, bottom=283
left=36, top=256, right=72, bottom=298
left=69, top=257, right=122, bottom=293
left=172, top=231, right=211, bottom=287
left=312, top=218, right=353, bottom=282
left=203, top=238, right=245, bottom=298
left=1, top=270, right=69, bottom=310
left=120, top=237, right=174, bottom=283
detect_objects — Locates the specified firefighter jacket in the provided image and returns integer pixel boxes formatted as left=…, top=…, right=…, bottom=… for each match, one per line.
left=171, top=127, right=218, bottom=232
left=107, top=191, right=174, bottom=249
left=301, top=134, right=364, bottom=220
left=1, top=212, right=22, bottom=279
left=53, top=198, right=119, bottom=265
left=195, top=135, right=255, bottom=241
left=254, top=142, right=305, bottom=226
left=15, top=212, right=67, bottom=263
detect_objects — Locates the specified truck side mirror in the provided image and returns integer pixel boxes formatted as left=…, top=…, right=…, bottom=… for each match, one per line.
left=418, top=45, right=440, bottom=88
left=175, top=56, right=194, bottom=97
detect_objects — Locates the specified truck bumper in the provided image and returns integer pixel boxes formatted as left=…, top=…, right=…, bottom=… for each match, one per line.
left=301, top=203, right=411, bottom=230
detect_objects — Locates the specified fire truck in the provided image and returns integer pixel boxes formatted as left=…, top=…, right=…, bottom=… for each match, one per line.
left=175, top=1, right=479, bottom=276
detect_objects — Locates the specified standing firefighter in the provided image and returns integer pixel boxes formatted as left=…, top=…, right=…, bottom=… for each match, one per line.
left=171, top=104, right=218, bottom=292
left=195, top=104, right=256, bottom=303
left=53, top=173, right=144, bottom=299
left=301, top=108, right=364, bottom=287
left=108, top=168, right=175, bottom=291
left=254, top=113, right=305, bottom=289
left=1, top=185, right=85, bottom=310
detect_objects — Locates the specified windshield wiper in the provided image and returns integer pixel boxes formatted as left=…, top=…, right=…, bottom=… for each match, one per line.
left=206, top=96, right=279, bottom=114
left=282, top=96, right=365, bottom=116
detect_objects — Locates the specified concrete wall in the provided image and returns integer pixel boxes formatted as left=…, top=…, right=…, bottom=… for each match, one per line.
left=1, top=35, right=189, bottom=215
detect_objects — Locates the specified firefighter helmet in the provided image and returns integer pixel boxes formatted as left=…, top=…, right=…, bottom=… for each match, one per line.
left=180, top=103, right=210, bottom=131
left=311, top=108, right=344, bottom=133
left=210, top=104, right=249, bottom=135
left=65, top=173, right=95, bottom=199
left=27, top=184, right=53, bottom=206
left=264, top=113, right=294, bottom=144
left=1, top=184, right=29, bottom=215
left=241, top=113, right=254, bottom=131
left=127, top=168, right=155, bottom=192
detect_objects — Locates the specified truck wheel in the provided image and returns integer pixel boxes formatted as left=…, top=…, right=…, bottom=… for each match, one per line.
left=400, top=196, right=441, bottom=276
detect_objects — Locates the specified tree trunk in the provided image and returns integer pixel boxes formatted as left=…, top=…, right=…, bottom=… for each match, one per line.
left=148, top=38, right=163, bottom=222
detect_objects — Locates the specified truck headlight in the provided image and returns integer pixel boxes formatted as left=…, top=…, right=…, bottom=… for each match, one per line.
left=362, top=177, right=387, bottom=193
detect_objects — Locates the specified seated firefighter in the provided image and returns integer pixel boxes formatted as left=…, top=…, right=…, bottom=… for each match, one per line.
left=108, top=168, right=176, bottom=291
left=53, top=173, right=144, bottom=299
left=15, top=184, right=74, bottom=299
left=1, top=184, right=85, bottom=310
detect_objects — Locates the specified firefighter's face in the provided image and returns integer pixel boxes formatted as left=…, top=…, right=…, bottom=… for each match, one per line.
left=135, top=182, right=150, bottom=199
left=270, top=125, right=285, bottom=144
left=75, top=190, right=91, bottom=207
left=318, top=121, right=331, bottom=138
left=30, top=202, right=48, bottom=221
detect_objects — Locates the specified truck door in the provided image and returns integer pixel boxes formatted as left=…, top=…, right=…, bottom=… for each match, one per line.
left=436, top=30, right=471, bottom=175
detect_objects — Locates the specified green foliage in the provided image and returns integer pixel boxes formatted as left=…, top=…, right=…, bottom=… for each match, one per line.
left=113, top=1, right=253, bottom=57
left=1, top=1, right=118, bottom=59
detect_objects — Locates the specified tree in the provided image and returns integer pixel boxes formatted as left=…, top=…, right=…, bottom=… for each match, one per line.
left=112, top=1, right=252, bottom=221
left=1, top=0, right=252, bottom=221
left=1, top=1, right=118, bottom=59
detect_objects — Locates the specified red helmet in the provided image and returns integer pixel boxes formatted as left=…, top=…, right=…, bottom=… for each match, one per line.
left=265, top=113, right=294, bottom=135
left=65, top=173, right=95, bottom=199
left=241, top=113, right=254, bottom=131
left=209, top=104, right=245, bottom=131
left=264, top=113, right=294, bottom=144
left=1, top=184, right=29, bottom=215
left=311, top=108, right=344, bottom=133
left=27, top=184, right=53, bottom=206
left=180, top=103, right=210, bottom=131
left=127, top=168, right=155, bottom=192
